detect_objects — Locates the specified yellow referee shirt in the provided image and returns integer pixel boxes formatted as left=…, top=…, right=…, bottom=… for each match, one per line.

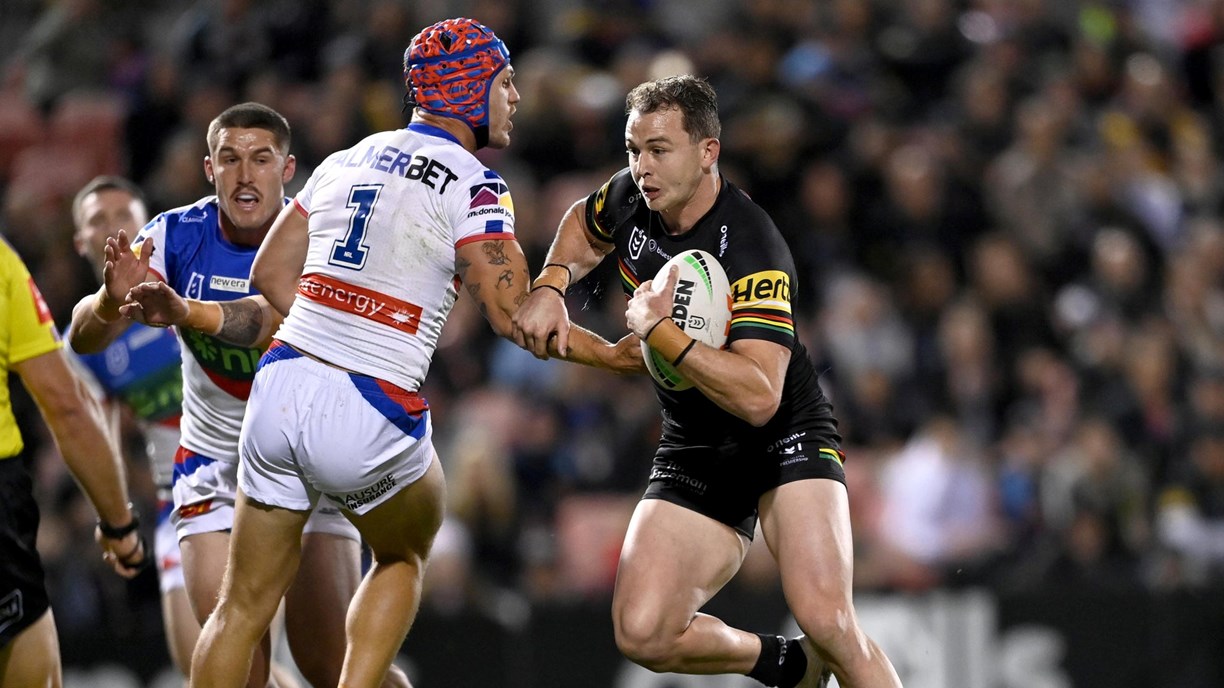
left=0, top=238, right=62, bottom=459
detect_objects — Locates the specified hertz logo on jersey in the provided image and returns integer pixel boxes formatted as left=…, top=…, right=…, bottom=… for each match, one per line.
left=729, top=270, right=794, bottom=337
left=731, top=270, right=791, bottom=304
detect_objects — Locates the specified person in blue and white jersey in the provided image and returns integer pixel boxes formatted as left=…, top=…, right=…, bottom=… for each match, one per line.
left=67, top=104, right=404, bottom=688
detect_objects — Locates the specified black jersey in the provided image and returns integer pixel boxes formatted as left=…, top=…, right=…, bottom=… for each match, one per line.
left=585, top=168, right=839, bottom=449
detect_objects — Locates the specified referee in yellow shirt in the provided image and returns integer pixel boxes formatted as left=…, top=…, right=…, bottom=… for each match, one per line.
left=0, top=237, right=146, bottom=686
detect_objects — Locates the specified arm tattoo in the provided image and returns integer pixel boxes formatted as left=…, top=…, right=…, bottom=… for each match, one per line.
left=496, top=269, right=513, bottom=289
left=466, top=282, right=481, bottom=300
left=482, top=241, right=510, bottom=265
left=216, top=299, right=265, bottom=346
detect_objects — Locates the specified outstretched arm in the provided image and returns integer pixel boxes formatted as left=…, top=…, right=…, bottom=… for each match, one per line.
left=14, top=349, right=146, bottom=577
left=121, top=283, right=281, bottom=348
left=68, top=229, right=155, bottom=354
left=512, top=199, right=615, bottom=358
left=457, top=236, right=642, bottom=374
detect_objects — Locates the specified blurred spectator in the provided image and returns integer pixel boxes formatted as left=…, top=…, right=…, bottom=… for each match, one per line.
left=1154, top=423, right=1224, bottom=587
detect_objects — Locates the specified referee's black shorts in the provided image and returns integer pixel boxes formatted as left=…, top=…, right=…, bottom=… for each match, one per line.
left=0, top=456, right=50, bottom=650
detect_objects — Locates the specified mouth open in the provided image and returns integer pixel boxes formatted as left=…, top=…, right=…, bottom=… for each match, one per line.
left=233, top=192, right=260, bottom=212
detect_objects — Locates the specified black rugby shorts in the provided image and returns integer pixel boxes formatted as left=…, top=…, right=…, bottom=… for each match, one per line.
left=0, top=456, right=50, bottom=649
left=643, top=423, right=846, bottom=539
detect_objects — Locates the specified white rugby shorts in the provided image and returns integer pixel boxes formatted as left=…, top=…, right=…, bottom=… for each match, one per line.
left=238, top=341, right=434, bottom=517
left=170, top=446, right=359, bottom=542
left=154, top=499, right=185, bottom=594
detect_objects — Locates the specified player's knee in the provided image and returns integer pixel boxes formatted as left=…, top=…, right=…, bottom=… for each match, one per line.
left=798, top=602, right=857, bottom=653
left=612, top=608, right=678, bottom=671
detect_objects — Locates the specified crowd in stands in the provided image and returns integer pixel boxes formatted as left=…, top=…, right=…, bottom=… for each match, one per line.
left=3, top=0, right=1224, bottom=640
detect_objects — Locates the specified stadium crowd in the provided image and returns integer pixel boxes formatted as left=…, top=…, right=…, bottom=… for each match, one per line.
left=2, top=0, right=1223, bottom=651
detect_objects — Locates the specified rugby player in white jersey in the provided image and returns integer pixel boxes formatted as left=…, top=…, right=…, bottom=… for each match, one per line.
left=122, top=18, right=642, bottom=687
left=69, top=104, right=406, bottom=687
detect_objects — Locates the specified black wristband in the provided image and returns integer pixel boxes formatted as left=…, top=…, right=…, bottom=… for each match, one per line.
left=531, top=284, right=565, bottom=297
left=644, top=316, right=670, bottom=342
left=97, top=509, right=140, bottom=539
left=671, top=338, right=697, bottom=367
left=117, top=534, right=151, bottom=573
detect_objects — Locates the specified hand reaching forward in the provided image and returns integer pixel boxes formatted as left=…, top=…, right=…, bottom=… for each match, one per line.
left=102, top=230, right=154, bottom=309
left=513, top=287, right=572, bottom=359
left=120, top=281, right=186, bottom=328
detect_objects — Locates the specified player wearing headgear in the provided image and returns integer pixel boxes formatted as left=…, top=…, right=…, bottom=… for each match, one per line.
left=121, top=17, right=640, bottom=687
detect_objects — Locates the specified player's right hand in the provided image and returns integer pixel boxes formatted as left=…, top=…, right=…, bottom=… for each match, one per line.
left=513, top=287, right=571, bottom=359
left=120, top=281, right=187, bottom=328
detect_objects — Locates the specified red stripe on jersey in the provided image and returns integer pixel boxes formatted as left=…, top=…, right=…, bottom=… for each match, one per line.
left=293, top=198, right=309, bottom=217
left=297, top=273, right=423, bottom=335
left=202, top=367, right=253, bottom=400
left=454, top=232, right=516, bottom=249
left=26, top=277, right=53, bottom=324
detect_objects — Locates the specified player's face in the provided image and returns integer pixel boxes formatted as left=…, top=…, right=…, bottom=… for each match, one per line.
left=74, top=189, right=148, bottom=266
left=486, top=65, right=519, bottom=149
left=625, top=107, right=713, bottom=216
left=204, top=127, right=296, bottom=235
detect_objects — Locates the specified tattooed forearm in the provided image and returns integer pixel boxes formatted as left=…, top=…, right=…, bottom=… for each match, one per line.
left=482, top=241, right=510, bottom=265
left=216, top=299, right=265, bottom=346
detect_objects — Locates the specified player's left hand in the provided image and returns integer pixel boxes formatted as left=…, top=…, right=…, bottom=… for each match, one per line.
left=120, top=281, right=188, bottom=328
left=609, top=333, right=648, bottom=375
left=626, top=265, right=678, bottom=338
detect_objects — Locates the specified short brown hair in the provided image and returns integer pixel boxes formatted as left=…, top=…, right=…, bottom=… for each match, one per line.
left=206, top=102, right=291, bottom=155
left=72, top=175, right=146, bottom=226
left=625, top=75, right=721, bottom=142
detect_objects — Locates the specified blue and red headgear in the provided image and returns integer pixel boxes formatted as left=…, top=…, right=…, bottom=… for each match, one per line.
left=404, top=18, right=510, bottom=149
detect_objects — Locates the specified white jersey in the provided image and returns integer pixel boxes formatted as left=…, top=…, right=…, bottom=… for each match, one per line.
left=275, top=123, right=516, bottom=391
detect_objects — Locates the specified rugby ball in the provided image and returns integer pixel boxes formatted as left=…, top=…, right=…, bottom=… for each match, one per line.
left=640, top=249, right=732, bottom=390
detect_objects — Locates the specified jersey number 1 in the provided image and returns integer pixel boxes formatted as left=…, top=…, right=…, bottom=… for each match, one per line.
left=330, top=184, right=382, bottom=270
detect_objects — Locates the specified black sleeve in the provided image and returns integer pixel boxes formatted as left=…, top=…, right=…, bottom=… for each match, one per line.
left=584, top=168, right=637, bottom=244
left=725, top=206, right=797, bottom=349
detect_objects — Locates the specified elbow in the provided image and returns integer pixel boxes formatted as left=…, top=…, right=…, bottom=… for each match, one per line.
left=740, top=394, right=780, bottom=428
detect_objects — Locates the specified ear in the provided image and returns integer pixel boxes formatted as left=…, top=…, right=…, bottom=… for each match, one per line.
left=701, top=137, right=720, bottom=173
left=204, top=156, right=215, bottom=184
left=282, top=154, right=297, bottom=184
left=72, top=232, right=86, bottom=257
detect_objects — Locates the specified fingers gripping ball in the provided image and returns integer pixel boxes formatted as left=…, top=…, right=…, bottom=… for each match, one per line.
left=641, top=250, right=732, bottom=391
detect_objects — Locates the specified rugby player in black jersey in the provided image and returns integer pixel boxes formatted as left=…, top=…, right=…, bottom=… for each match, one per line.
left=513, top=75, right=902, bottom=688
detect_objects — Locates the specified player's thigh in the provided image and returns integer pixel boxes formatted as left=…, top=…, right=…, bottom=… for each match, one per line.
left=348, top=456, right=445, bottom=564
left=758, top=479, right=855, bottom=612
left=225, top=491, right=310, bottom=612
left=613, top=498, right=748, bottom=631
left=0, top=609, right=61, bottom=688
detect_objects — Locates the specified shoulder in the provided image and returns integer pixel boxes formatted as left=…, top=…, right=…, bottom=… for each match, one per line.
left=586, top=167, right=639, bottom=241
left=0, top=238, right=28, bottom=278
